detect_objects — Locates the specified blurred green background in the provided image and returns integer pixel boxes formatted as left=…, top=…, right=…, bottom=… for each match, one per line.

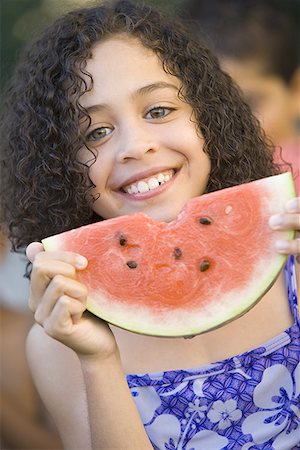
left=0, top=0, right=184, bottom=93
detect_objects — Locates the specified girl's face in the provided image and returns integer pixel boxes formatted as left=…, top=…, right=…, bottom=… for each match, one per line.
left=79, top=35, right=210, bottom=222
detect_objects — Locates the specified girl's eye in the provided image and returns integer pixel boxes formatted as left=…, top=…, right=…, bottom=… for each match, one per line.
left=86, top=126, right=113, bottom=142
left=145, top=106, right=173, bottom=120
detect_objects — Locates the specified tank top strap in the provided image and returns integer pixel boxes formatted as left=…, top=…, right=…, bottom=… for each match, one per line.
left=285, top=255, right=300, bottom=325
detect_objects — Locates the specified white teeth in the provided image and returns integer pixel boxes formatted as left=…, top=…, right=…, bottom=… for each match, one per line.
left=137, top=181, right=149, bottom=193
left=123, top=170, right=175, bottom=194
left=148, top=178, right=160, bottom=190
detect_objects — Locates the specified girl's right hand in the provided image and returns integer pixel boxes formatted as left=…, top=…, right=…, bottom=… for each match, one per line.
left=26, top=242, right=118, bottom=362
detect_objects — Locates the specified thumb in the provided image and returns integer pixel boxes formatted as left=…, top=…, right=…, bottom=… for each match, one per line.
left=26, top=242, right=44, bottom=263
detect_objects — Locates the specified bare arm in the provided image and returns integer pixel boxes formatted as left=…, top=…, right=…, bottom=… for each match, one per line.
left=26, top=324, right=91, bottom=450
left=79, top=352, right=153, bottom=450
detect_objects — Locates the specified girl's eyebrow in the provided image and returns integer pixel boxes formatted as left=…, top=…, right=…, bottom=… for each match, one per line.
left=84, top=81, right=179, bottom=114
left=134, top=81, right=179, bottom=98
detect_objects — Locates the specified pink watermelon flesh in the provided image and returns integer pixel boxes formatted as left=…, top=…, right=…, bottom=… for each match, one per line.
left=42, top=172, right=295, bottom=337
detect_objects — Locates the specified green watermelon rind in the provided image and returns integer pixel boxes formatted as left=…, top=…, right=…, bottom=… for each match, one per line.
left=43, top=172, right=296, bottom=337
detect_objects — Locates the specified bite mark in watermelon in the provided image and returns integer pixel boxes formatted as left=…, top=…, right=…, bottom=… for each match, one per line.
left=42, top=173, right=295, bottom=337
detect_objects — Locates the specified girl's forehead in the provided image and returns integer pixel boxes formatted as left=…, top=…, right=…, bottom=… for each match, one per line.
left=88, top=34, right=158, bottom=69
left=81, top=35, right=181, bottom=107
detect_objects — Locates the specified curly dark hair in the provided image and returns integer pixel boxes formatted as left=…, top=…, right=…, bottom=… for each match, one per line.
left=0, top=0, right=279, bottom=250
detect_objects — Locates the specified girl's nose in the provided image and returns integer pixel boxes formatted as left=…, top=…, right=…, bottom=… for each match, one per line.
left=116, top=125, right=159, bottom=163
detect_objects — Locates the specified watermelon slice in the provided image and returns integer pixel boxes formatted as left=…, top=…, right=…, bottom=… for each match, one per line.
left=42, top=172, right=295, bottom=337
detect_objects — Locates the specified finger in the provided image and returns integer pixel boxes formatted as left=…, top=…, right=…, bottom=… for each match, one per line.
left=42, top=295, right=87, bottom=339
left=32, top=250, right=88, bottom=270
left=269, top=213, right=300, bottom=231
left=285, top=198, right=300, bottom=213
left=29, top=251, right=88, bottom=299
left=33, top=275, right=88, bottom=323
left=275, top=238, right=300, bottom=256
left=26, top=242, right=44, bottom=262
left=29, top=260, right=76, bottom=310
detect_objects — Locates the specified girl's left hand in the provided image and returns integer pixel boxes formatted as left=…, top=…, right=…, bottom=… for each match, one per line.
left=269, top=198, right=300, bottom=262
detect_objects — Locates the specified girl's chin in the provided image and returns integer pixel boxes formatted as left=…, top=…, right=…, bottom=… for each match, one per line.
left=139, top=204, right=185, bottom=223
left=93, top=188, right=190, bottom=222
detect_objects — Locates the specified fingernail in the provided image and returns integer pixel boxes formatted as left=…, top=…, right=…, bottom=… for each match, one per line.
left=76, top=256, right=88, bottom=269
left=286, top=198, right=299, bottom=213
left=269, top=215, right=282, bottom=229
left=275, top=240, right=289, bottom=253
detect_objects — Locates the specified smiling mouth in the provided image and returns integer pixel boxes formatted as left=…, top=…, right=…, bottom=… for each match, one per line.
left=121, top=169, right=176, bottom=194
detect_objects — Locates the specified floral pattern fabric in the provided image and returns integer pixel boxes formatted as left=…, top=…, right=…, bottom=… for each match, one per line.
left=127, top=256, right=300, bottom=449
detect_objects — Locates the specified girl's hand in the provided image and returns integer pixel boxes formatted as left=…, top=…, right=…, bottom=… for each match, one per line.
left=269, top=198, right=300, bottom=263
left=26, top=242, right=118, bottom=361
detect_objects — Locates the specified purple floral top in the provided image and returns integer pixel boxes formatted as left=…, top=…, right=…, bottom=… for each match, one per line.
left=127, top=256, right=300, bottom=449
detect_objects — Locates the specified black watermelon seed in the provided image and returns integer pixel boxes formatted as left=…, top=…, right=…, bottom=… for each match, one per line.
left=174, top=248, right=182, bottom=259
left=200, top=260, right=210, bottom=272
left=126, top=261, right=138, bottom=269
left=199, top=217, right=212, bottom=225
left=119, top=235, right=127, bottom=246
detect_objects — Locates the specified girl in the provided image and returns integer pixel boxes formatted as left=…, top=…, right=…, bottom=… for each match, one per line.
left=1, top=1, right=299, bottom=449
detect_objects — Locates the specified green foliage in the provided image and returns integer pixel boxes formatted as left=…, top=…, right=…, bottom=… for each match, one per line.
left=1, top=0, right=42, bottom=92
